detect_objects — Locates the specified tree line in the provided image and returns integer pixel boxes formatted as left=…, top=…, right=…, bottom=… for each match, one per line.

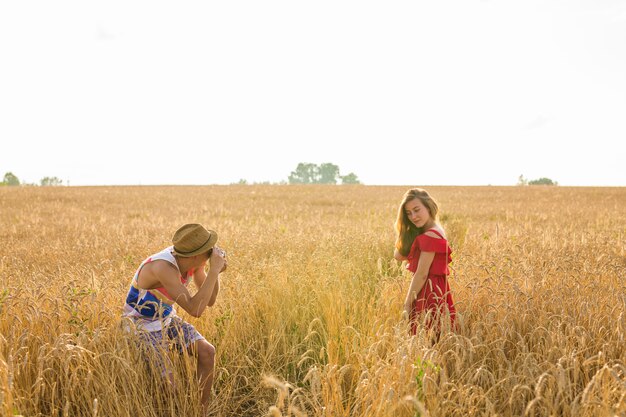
left=235, top=163, right=362, bottom=185
left=1, top=168, right=557, bottom=187
left=1, top=172, right=64, bottom=187
left=288, top=163, right=360, bottom=184
left=517, top=175, right=558, bottom=186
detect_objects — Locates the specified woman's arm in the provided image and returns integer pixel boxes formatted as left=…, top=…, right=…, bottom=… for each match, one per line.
left=403, top=251, right=435, bottom=317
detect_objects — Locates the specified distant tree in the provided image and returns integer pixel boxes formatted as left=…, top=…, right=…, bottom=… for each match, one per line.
left=2, top=172, right=20, bottom=186
left=340, top=173, right=361, bottom=184
left=236, top=179, right=248, bottom=185
left=318, top=163, right=340, bottom=184
left=288, top=163, right=362, bottom=185
left=40, top=176, right=63, bottom=186
left=517, top=174, right=528, bottom=186
left=288, top=163, right=320, bottom=184
left=528, top=177, right=557, bottom=186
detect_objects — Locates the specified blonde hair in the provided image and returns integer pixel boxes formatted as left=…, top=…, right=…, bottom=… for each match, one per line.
left=395, top=188, right=440, bottom=256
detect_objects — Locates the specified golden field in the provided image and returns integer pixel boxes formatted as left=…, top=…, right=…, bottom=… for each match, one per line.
left=0, top=185, right=624, bottom=417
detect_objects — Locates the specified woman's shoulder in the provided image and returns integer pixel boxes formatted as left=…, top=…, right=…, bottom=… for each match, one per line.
left=424, top=224, right=447, bottom=240
left=416, top=225, right=449, bottom=252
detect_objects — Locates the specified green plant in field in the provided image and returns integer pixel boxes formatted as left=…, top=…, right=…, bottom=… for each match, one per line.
left=64, top=284, right=97, bottom=335
left=413, top=357, right=440, bottom=401
left=0, top=289, right=9, bottom=313
left=214, top=309, right=233, bottom=338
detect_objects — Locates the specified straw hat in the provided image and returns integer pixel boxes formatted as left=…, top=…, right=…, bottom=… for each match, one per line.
left=172, top=224, right=218, bottom=257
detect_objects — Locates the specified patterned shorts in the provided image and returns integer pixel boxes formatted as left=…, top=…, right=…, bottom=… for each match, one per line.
left=134, top=316, right=206, bottom=376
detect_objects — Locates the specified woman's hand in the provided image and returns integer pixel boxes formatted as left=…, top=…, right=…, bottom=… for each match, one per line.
left=403, top=299, right=413, bottom=321
left=394, top=249, right=408, bottom=262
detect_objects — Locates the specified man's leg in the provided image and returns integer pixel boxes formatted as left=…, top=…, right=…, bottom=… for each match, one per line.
left=136, top=328, right=175, bottom=383
left=188, top=339, right=216, bottom=409
left=171, top=318, right=216, bottom=409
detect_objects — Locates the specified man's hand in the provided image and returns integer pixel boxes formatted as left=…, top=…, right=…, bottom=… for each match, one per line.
left=209, top=246, right=227, bottom=273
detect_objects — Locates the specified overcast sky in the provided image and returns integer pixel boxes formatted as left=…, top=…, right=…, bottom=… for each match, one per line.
left=1, top=0, right=625, bottom=186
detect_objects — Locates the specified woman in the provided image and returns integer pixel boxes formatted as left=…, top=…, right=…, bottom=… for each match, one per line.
left=394, top=188, right=456, bottom=335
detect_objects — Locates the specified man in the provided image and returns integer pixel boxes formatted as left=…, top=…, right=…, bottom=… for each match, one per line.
left=122, top=223, right=226, bottom=409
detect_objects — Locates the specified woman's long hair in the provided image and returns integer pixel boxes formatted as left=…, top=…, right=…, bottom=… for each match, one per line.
left=395, top=188, right=440, bottom=257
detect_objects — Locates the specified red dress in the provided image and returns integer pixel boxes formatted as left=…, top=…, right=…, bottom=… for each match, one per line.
left=406, top=229, right=456, bottom=334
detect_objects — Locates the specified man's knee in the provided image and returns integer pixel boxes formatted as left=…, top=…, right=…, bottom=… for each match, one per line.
left=196, top=340, right=216, bottom=365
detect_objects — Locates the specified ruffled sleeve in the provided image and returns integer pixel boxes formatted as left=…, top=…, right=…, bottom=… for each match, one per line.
left=416, top=234, right=449, bottom=253
left=406, top=233, right=453, bottom=276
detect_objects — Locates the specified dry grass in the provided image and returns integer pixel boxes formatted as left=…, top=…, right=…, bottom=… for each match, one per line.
left=0, top=185, right=624, bottom=417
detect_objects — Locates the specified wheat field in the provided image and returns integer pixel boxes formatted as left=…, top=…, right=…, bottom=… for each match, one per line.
left=0, top=185, right=624, bottom=417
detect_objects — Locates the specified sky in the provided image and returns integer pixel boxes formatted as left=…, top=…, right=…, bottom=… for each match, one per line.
left=1, top=0, right=625, bottom=186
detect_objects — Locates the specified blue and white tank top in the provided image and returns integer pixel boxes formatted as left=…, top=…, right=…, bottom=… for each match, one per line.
left=122, top=246, right=195, bottom=332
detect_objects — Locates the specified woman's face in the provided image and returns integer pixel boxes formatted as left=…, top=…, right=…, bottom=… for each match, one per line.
left=404, top=198, right=431, bottom=228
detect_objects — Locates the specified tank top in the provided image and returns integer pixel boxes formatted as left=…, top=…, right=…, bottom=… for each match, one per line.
left=122, top=246, right=195, bottom=332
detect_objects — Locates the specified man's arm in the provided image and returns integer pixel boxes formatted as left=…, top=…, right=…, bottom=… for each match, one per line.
left=157, top=253, right=225, bottom=318
left=207, top=276, right=220, bottom=307
left=193, top=267, right=220, bottom=307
